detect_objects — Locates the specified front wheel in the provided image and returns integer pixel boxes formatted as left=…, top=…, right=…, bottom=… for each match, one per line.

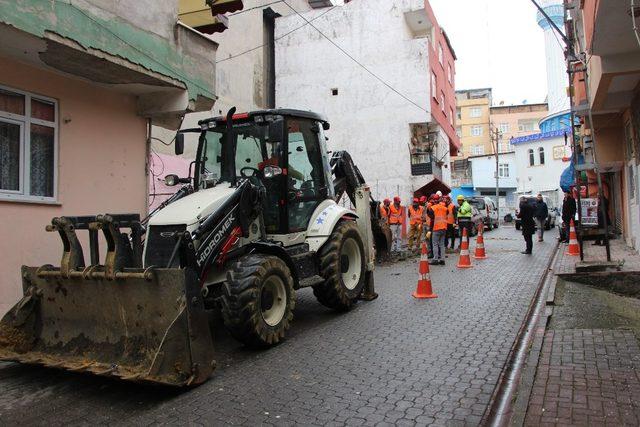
left=221, top=254, right=295, bottom=348
left=313, top=221, right=366, bottom=311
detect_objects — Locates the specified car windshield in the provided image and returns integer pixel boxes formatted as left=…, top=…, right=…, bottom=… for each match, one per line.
left=469, top=199, right=486, bottom=210
left=200, top=121, right=279, bottom=187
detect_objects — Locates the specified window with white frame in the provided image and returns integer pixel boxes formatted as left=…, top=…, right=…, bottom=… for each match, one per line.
left=0, top=86, right=57, bottom=201
left=518, top=120, right=537, bottom=132
left=456, top=108, right=462, bottom=120
left=498, top=163, right=509, bottom=177
left=469, top=107, right=482, bottom=118
left=447, top=64, right=452, bottom=84
left=499, top=142, right=512, bottom=153
left=539, top=146, right=545, bottom=165
left=471, top=125, right=483, bottom=136
left=431, top=72, right=437, bottom=100
left=449, top=107, right=454, bottom=126
left=438, top=44, right=444, bottom=65
left=440, top=92, right=445, bottom=112
left=528, top=148, right=535, bottom=166
left=498, top=122, right=509, bottom=134
left=472, top=145, right=484, bottom=155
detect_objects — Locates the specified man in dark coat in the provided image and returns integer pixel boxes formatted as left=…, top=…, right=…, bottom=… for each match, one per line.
left=561, top=191, right=577, bottom=243
left=534, top=194, right=549, bottom=242
left=594, top=194, right=611, bottom=246
left=518, top=197, right=536, bottom=254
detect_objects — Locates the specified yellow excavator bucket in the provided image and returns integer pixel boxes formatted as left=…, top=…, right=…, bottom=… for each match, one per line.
left=0, top=215, right=215, bottom=387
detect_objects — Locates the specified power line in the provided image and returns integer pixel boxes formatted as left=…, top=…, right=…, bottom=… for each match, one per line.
left=281, top=0, right=429, bottom=115
left=216, top=6, right=336, bottom=64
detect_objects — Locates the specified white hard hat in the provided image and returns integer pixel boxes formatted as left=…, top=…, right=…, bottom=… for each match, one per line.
left=436, top=191, right=442, bottom=197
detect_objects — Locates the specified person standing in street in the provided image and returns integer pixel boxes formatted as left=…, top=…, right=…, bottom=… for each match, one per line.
left=380, top=198, right=391, bottom=223
left=444, top=196, right=457, bottom=252
left=407, top=198, right=424, bottom=253
left=561, top=191, right=576, bottom=243
left=389, top=196, right=404, bottom=254
left=428, top=195, right=448, bottom=265
left=456, top=195, right=473, bottom=249
left=518, top=196, right=536, bottom=254
left=534, top=194, right=549, bottom=242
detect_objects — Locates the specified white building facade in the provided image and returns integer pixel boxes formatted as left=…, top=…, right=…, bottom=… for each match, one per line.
left=275, top=0, right=456, bottom=202
left=468, top=152, right=518, bottom=212
left=512, top=130, right=571, bottom=206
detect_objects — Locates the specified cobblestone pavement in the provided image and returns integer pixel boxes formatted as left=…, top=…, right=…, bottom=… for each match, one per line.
left=0, top=227, right=555, bottom=426
left=524, top=329, right=640, bottom=426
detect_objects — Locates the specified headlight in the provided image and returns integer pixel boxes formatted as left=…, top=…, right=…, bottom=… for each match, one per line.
left=164, top=174, right=178, bottom=186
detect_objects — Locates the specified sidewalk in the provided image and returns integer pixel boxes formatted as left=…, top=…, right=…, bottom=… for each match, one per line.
left=520, top=238, right=640, bottom=426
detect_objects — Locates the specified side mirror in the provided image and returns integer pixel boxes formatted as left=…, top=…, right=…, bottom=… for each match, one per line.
left=165, top=174, right=179, bottom=186
left=175, top=133, right=185, bottom=155
left=268, top=119, right=285, bottom=144
left=322, top=122, right=330, bottom=131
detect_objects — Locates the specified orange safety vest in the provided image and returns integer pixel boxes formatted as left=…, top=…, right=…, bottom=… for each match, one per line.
left=389, top=204, right=403, bottom=224
left=408, top=205, right=424, bottom=226
left=380, top=204, right=390, bottom=219
left=446, top=204, right=455, bottom=225
left=432, top=203, right=448, bottom=231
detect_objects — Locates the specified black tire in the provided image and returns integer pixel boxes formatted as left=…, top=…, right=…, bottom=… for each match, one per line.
left=221, top=254, right=295, bottom=348
left=313, top=221, right=366, bottom=311
left=516, top=223, right=521, bottom=230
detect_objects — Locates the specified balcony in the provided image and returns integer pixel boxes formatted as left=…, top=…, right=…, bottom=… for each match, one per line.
left=411, top=152, right=442, bottom=178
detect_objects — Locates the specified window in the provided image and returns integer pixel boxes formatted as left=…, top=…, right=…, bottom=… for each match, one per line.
left=499, top=142, right=512, bottom=153
left=498, top=163, right=509, bottom=178
left=472, top=145, right=484, bottom=155
left=287, top=119, right=327, bottom=232
left=440, top=92, right=445, bottom=112
left=431, top=72, right=437, bottom=99
left=438, top=44, right=444, bottom=65
left=456, top=108, right=462, bottom=120
left=456, top=126, right=462, bottom=137
left=498, top=123, right=509, bottom=134
left=0, top=86, right=57, bottom=202
left=528, top=148, right=535, bottom=166
left=447, top=64, right=452, bottom=84
left=470, top=107, right=482, bottom=118
left=539, top=147, right=545, bottom=165
left=331, top=88, right=338, bottom=96
left=518, top=120, right=537, bottom=132
left=449, top=108, right=454, bottom=126
left=471, top=125, right=483, bottom=136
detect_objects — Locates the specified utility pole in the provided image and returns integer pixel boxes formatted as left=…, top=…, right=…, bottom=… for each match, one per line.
left=492, top=126, right=502, bottom=225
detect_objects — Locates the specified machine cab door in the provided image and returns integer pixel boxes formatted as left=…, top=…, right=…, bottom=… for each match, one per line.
left=285, top=119, right=329, bottom=233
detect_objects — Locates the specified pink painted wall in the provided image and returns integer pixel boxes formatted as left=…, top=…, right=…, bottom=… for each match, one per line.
left=0, top=56, right=148, bottom=315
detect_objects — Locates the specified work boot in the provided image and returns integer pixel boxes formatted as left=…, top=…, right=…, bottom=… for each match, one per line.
left=439, top=260, right=445, bottom=266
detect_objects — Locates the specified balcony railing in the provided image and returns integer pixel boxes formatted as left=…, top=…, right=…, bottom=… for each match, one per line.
left=410, top=152, right=442, bottom=177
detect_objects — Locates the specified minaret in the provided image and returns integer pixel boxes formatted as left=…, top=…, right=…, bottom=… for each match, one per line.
left=536, top=0, right=570, bottom=117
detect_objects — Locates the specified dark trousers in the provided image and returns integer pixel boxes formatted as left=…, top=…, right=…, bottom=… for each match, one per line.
left=458, top=220, right=473, bottom=247
left=562, top=219, right=571, bottom=242
left=445, top=224, right=456, bottom=249
left=524, top=232, right=533, bottom=253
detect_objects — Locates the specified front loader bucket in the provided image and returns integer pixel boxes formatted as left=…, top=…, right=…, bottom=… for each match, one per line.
left=0, top=266, right=215, bottom=387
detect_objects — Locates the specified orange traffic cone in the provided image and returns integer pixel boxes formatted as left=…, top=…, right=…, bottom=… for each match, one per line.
left=457, top=227, right=473, bottom=268
left=566, top=219, right=579, bottom=256
left=474, top=224, right=487, bottom=259
left=413, top=242, right=437, bottom=299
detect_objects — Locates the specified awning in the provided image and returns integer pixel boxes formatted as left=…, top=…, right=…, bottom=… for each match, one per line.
left=413, top=177, right=451, bottom=198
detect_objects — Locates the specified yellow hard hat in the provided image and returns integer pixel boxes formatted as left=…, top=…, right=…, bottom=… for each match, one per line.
left=457, top=195, right=464, bottom=200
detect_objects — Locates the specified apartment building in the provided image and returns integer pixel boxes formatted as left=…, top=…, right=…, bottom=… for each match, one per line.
left=455, top=88, right=493, bottom=158
left=490, top=103, right=549, bottom=152
left=275, top=0, right=460, bottom=202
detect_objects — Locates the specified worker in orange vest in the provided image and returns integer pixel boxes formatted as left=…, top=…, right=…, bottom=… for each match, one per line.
left=427, top=194, right=449, bottom=265
left=423, top=195, right=435, bottom=258
left=388, top=196, right=404, bottom=253
left=444, top=195, right=458, bottom=252
left=379, top=198, right=391, bottom=223
left=407, top=198, right=424, bottom=253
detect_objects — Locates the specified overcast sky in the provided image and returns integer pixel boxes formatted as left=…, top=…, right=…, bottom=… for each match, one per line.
left=429, top=0, right=549, bottom=106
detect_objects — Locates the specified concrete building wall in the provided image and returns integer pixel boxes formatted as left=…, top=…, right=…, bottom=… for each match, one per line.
left=469, top=152, right=517, bottom=189
left=490, top=103, right=549, bottom=148
left=0, top=57, right=148, bottom=315
left=275, top=0, right=443, bottom=203
left=456, top=97, right=492, bottom=157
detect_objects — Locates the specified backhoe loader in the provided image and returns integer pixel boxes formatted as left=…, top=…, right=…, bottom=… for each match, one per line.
left=0, top=108, right=391, bottom=386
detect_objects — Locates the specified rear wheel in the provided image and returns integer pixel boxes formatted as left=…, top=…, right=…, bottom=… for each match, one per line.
left=221, top=254, right=295, bottom=348
left=313, top=221, right=366, bottom=311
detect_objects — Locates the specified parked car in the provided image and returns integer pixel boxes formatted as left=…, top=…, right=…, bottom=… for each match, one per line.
left=468, top=197, right=499, bottom=230
left=515, top=195, right=558, bottom=230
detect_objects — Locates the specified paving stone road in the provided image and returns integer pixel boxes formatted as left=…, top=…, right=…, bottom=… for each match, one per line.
left=0, top=227, right=556, bottom=426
